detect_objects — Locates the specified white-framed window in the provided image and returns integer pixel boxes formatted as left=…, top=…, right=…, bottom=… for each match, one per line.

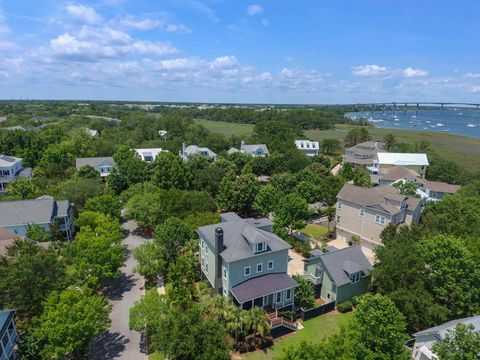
left=285, top=288, right=292, bottom=301
left=256, top=263, right=263, bottom=273
left=244, top=266, right=251, bottom=277
left=327, top=292, right=331, bottom=300
left=204, top=243, right=208, bottom=254
left=201, top=239, right=204, bottom=250
left=359, top=208, right=365, bottom=217
left=336, top=215, right=341, bottom=224
left=375, top=215, right=385, bottom=225
left=223, top=288, right=228, bottom=297
left=201, top=257, right=205, bottom=268
left=256, top=242, right=265, bottom=252
left=223, top=267, right=227, bottom=280
left=337, top=201, right=342, bottom=209
left=351, top=272, right=360, bottom=283
left=268, top=260, right=274, bottom=270
left=205, top=261, right=209, bottom=274
left=275, top=291, right=282, bottom=304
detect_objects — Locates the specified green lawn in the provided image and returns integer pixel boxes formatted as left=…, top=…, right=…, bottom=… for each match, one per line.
left=306, top=124, right=480, bottom=172
left=239, top=311, right=354, bottom=360
left=300, top=224, right=328, bottom=240
left=194, top=119, right=254, bottom=138
left=148, top=353, right=164, bottom=360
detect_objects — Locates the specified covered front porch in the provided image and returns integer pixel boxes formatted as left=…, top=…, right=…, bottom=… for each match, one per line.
left=230, top=273, right=298, bottom=311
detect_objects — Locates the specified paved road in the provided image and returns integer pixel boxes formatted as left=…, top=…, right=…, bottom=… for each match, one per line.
left=90, top=220, right=147, bottom=360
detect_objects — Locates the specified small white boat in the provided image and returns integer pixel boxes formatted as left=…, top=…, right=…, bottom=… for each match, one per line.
left=436, top=123, right=445, bottom=127
left=443, top=129, right=449, bottom=132
left=467, top=123, right=477, bottom=128
left=426, top=120, right=431, bottom=124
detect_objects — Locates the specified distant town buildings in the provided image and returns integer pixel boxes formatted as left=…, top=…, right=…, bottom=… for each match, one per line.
left=0, top=155, right=32, bottom=193
left=0, top=196, right=75, bottom=240
left=295, top=140, right=319, bottom=157
left=75, top=157, right=116, bottom=177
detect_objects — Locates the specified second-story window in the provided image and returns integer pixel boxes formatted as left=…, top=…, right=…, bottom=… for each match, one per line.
left=337, top=201, right=342, bottom=209
left=268, top=260, right=274, bottom=270
left=244, top=266, right=251, bottom=277
left=256, top=263, right=263, bottom=273
left=223, top=267, right=227, bottom=280
left=359, top=208, right=365, bottom=217
left=336, top=215, right=341, bottom=224
left=375, top=215, right=385, bottom=225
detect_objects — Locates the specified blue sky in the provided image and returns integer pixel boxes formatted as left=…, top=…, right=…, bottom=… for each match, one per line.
left=1, top=0, right=480, bottom=103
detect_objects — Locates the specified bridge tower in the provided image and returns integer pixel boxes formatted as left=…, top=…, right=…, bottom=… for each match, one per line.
left=382, top=103, right=386, bottom=115
left=440, top=103, right=444, bottom=121
left=393, top=102, right=396, bottom=115
left=416, top=103, right=419, bottom=116
left=404, top=103, right=407, bottom=114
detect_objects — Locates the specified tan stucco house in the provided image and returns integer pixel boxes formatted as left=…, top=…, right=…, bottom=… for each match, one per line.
left=335, top=183, right=422, bottom=250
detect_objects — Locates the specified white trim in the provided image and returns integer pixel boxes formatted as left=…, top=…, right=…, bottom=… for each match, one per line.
left=223, top=266, right=227, bottom=280
left=275, top=291, right=282, bottom=304
left=359, top=208, right=365, bottom=217
left=285, top=288, right=292, bottom=301
left=375, top=214, right=385, bottom=225
left=267, top=260, right=274, bottom=270
left=244, top=266, right=251, bottom=277
left=256, top=262, right=263, bottom=273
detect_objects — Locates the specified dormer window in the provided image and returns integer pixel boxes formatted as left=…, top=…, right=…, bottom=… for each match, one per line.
left=256, top=242, right=266, bottom=253
left=350, top=272, right=361, bottom=283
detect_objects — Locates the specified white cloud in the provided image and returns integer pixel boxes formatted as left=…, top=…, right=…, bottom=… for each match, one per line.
left=352, top=64, right=388, bottom=77
left=165, top=23, right=192, bottom=34
left=471, top=85, right=480, bottom=93
left=131, top=41, right=178, bottom=56
left=119, top=17, right=165, bottom=31
left=66, top=4, right=102, bottom=24
left=147, top=57, right=204, bottom=71
left=258, top=72, right=272, bottom=81
left=464, top=72, right=480, bottom=78
left=403, top=67, right=428, bottom=78
left=210, top=55, right=238, bottom=68
left=246, top=4, right=263, bottom=16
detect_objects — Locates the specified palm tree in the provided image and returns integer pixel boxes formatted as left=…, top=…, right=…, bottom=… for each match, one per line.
left=248, top=306, right=270, bottom=341
left=225, top=305, right=250, bottom=350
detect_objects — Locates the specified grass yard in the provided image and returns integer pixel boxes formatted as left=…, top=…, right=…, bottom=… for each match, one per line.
left=194, top=119, right=255, bottom=138
left=306, top=124, right=480, bottom=172
left=148, top=352, right=164, bottom=360
left=239, top=311, right=354, bottom=360
left=300, top=224, right=329, bottom=240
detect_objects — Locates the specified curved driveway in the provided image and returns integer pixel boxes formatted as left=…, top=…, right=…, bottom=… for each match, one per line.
left=90, top=220, right=147, bottom=360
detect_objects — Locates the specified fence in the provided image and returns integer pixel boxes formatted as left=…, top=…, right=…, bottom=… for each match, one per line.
left=302, top=301, right=335, bottom=321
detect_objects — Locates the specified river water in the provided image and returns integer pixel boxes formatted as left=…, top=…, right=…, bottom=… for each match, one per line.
left=346, top=109, right=480, bottom=139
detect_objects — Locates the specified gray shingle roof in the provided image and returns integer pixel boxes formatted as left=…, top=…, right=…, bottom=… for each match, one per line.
left=197, top=216, right=289, bottom=262
left=230, top=273, right=298, bottom=303
left=75, top=157, right=116, bottom=170
left=312, top=245, right=372, bottom=286
left=241, top=144, right=269, bottom=155
left=0, top=197, right=69, bottom=227
left=413, top=316, right=480, bottom=338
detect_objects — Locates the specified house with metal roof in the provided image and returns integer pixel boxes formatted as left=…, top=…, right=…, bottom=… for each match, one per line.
left=0, top=309, right=18, bottom=360
left=197, top=212, right=298, bottom=313
left=0, top=196, right=74, bottom=240
left=0, top=155, right=32, bottom=193
left=135, top=148, right=165, bottom=163
left=75, top=157, right=116, bottom=177
left=335, top=183, right=422, bottom=249
left=294, top=140, right=319, bottom=157
left=410, top=316, right=480, bottom=360
left=369, top=152, right=429, bottom=178
left=303, top=245, right=372, bottom=305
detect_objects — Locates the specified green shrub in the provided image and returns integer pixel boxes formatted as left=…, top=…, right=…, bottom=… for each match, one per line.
left=337, top=300, right=353, bottom=313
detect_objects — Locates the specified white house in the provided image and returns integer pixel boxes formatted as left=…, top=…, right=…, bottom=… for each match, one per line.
left=75, top=157, right=116, bottom=177
left=180, top=144, right=217, bottom=161
left=411, top=316, right=480, bottom=360
left=135, top=148, right=165, bottom=163
left=295, top=140, right=319, bottom=156
left=228, top=141, right=269, bottom=157
left=85, top=128, right=99, bottom=137
left=0, top=155, right=32, bottom=193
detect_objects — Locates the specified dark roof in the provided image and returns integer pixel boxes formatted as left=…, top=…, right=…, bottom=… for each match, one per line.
left=230, top=273, right=298, bottom=303
left=220, top=212, right=242, bottom=222
left=0, top=309, right=15, bottom=337
left=197, top=216, right=288, bottom=262
left=311, top=245, right=372, bottom=286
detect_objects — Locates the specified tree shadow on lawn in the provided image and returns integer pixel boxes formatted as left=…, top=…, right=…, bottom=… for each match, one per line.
left=89, top=330, right=129, bottom=360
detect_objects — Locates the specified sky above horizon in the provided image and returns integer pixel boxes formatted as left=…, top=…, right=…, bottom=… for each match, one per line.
left=1, top=0, right=480, bottom=104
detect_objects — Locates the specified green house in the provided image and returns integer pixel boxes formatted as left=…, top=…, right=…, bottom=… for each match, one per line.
left=303, top=245, right=372, bottom=305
